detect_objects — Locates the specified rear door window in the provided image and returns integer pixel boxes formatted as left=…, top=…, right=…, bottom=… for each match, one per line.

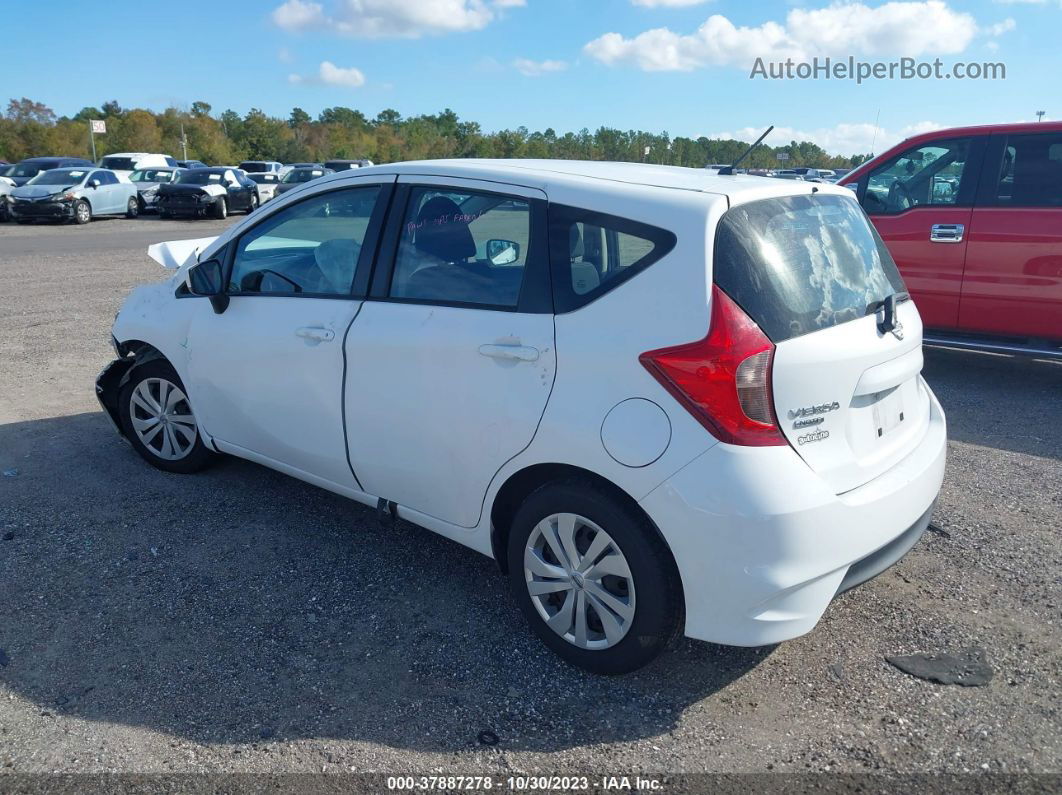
left=714, top=194, right=906, bottom=342
left=548, top=205, right=675, bottom=312
left=388, top=187, right=534, bottom=309
left=990, top=132, right=1062, bottom=207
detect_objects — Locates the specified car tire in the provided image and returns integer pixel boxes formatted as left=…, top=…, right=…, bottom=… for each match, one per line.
left=507, top=479, right=683, bottom=674
left=125, top=197, right=139, bottom=219
left=118, top=359, right=216, bottom=475
left=73, top=199, right=91, bottom=225
left=247, top=194, right=259, bottom=214
left=213, top=198, right=227, bottom=220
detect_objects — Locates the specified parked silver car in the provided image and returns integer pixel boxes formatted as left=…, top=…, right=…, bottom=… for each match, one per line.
left=9, top=167, right=138, bottom=224
left=129, top=167, right=185, bottom=212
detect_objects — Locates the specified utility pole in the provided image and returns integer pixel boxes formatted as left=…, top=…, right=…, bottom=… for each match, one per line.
left=88, top=119, right=106, bottom=162
left=1036, top=110, right=1046, bottom=122
left=180, top=123, right=189, bottom=160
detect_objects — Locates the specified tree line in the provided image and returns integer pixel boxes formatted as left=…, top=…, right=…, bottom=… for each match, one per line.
left=0, top=98, right=869, bottom=170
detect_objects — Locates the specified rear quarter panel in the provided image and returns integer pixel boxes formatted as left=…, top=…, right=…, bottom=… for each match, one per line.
left=481, top=183, right=729, bottom=521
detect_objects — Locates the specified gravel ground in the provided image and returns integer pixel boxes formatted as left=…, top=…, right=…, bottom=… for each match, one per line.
left=0, top=218, right=1059, bottom=781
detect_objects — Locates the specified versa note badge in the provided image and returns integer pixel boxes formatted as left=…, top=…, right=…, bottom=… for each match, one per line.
left=788, top=401, right=840, bottom=420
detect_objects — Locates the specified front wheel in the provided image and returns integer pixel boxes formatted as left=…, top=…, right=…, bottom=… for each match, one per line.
left=507, top=480, right=682, bottom=674
left=213, top=198, right=227, bottom=220
left=118, top=360, right=215, bottom=474
left=73, top=199, right=91, bottom=224
left=125, top=196, right=139, bottom=218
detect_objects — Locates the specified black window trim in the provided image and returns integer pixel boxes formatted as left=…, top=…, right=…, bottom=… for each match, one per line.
left=182, top=181, right=396, bottom=301
left=548, top=203, right=677, bottom=314
left=367, top=182, right=552, bottom=315
left=975, top=130, right=1062, bottom=209
left=856, top=135, right=988, bottom=214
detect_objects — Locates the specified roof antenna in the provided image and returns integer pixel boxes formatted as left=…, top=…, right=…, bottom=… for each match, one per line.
left=718, top=125, right=774, bottom=175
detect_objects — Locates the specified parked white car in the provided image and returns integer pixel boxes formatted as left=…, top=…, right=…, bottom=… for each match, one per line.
left=97, top=160, right=946, bottom=673
left=98, top=153, right=175, bottom=180
left=245, top=172, right=282, bottom=203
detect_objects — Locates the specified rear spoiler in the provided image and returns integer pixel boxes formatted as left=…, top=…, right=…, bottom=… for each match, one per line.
left=147, top=236, right=218, bottom=269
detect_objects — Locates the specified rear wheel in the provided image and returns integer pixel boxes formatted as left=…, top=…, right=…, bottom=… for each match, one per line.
left=125, top=196, right=139, bottom=218
left=118, top=360, right=215, bottom=474
left=73, top=199, right=91, bottom=224
left=247, top=193, right=259, bottom=214
left=507, top=480, right=682, bottom=674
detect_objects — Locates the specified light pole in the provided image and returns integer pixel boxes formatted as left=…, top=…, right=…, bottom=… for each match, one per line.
left=1036, top=110, right=1046, bottom=122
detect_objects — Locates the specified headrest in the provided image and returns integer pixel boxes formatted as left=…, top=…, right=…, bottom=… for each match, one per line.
left=413, top=196, right=476, bottom=263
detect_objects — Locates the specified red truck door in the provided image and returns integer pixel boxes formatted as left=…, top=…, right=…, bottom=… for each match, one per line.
left=960, top=131, right=1062, bottom=341
left=856, top=136, right=986, bottom=330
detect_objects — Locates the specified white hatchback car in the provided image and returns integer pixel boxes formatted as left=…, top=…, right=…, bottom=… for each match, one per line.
left=97, top=160, right=946, bottom=673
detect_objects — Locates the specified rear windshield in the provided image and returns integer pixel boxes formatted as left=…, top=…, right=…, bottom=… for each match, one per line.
left=239, top=162, right=268, bottom=172
left=282, top=168, right=325, bottom=183
left=100, top=156, right=137, bottom=170
left=713, top=194, right=905, bottom=342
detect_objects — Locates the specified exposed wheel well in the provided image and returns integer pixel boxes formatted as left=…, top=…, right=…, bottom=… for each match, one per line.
left=116, top=339, right=166, bottom=364
left=489, top=463, right=675, bottom=576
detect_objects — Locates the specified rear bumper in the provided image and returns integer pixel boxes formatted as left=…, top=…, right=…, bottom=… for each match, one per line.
left=640, top=383, right=946, bottom=647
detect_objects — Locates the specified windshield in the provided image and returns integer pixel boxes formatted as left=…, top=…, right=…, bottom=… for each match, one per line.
left=713, top=194, right=906, bottom=342
left=100, top=156, right=137, bottom=170
left=177, top=171, right=224, bottom=185
left=11, top=163, right=49, bottom=178
left=130, top=169, right=175, bottom=183
left=239, top=162, right=269, bottom=172
left=282, top=169, right=324, bottom=184
left=249, top=173, right=278, bottom=184
left=26, top=169, right=89, bottom=186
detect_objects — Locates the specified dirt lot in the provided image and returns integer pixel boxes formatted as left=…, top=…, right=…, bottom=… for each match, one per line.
left=0, top=217, right=1059, bottom=782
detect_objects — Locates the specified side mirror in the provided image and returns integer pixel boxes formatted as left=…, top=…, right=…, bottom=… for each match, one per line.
left=186, top=258, right=229, bottom=314
left=486, top=238, right=520, bottom=266
left=88, top=178, right=100, bottom=188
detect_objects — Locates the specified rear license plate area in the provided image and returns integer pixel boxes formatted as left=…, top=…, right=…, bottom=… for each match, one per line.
left=872, top=388, right=905, bottom=439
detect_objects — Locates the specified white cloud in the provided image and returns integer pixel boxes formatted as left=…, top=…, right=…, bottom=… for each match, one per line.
left=705, top=121, right=943, bottom=156
left=289, top=60, right=366, bottom=87
left=277, top=46, right=295, bottom=63
left=273, top=0, right=327, bottom=30
left=272, top=0, right=521, bottom=37
left=983, top=18, right=1016, bottom=35
left=633, top=0, right=715, bottom=7
left=513, top=57, right=568, bottom=76
left=585, top=2, right=992, bottom=71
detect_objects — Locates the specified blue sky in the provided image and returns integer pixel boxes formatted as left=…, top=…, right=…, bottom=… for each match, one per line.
left=5, top=0, right=1059, bottom=154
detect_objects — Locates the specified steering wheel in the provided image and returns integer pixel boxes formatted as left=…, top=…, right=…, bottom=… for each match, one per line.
left=887, top=179, right=914, bottom=211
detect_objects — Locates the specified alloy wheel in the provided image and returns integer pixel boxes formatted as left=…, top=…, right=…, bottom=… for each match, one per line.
left=523, top=513, right=636, bottom=650
left=129, top=378, right=198, bottom=460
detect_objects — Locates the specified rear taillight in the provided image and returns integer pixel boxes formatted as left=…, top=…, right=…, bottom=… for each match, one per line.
left=639, top=285, right=786, bottom=447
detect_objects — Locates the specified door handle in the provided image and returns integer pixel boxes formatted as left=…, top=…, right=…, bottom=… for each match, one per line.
left=295, top=326, right=335, bottom=342
left=478, top=343, right=540, bottom=362
left=930, top=223, right=965, bottom=243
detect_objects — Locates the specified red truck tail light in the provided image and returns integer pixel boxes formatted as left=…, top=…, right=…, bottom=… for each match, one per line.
left=639, top=285, right=786, bottom=447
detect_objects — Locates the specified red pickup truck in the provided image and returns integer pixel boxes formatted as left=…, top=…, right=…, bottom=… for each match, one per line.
left=841, top=122, right=1062, bottom=358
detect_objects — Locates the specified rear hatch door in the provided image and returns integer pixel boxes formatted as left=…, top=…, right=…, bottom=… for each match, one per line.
left=713, top=191, right=932, bottom=494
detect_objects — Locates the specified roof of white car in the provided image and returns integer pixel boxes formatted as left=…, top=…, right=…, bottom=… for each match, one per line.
left=348, top=158, right=851, bottom=202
